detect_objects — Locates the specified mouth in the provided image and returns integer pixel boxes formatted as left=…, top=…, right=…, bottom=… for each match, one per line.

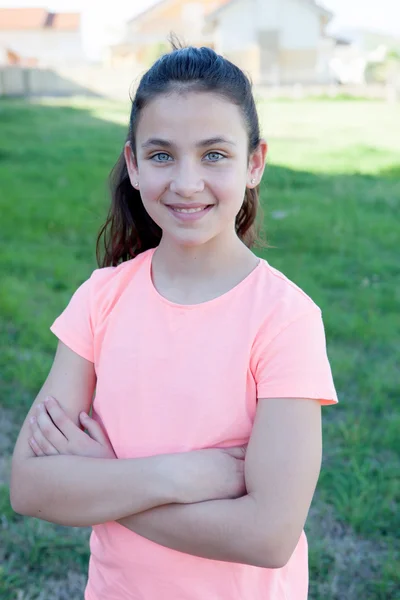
left=167, top=204, right=213, bottom=212
left=166, top=204, right=214, bottom=221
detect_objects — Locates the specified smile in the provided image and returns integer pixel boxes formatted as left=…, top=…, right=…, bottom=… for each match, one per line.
left=166, top=204, right=214, bottom=221
left=171, top=206, right=206, bottom=213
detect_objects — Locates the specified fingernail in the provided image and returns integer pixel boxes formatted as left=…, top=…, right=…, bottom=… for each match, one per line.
left=30, top=416, right=36, bottom=424
left=37, top=403, right=43, bottom=411
left=80, top=412, right=88, bottom=419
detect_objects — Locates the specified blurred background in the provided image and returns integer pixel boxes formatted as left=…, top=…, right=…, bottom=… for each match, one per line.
left=0, top=1, right=399, bottom=599
left=1, top=0, right=400, bottom=98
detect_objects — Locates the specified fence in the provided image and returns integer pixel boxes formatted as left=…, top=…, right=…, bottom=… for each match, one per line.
left=0, top=65, right=398, bottom=102
left=0, top=65, right=142, bottom=101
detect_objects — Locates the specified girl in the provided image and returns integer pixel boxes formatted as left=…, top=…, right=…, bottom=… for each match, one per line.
left=11, top=44, right=339, bottom=600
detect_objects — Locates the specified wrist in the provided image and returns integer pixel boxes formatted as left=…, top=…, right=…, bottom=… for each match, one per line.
left=146, top=453, right=184, bottom=505
left=158, top=451, right=202, bottom=505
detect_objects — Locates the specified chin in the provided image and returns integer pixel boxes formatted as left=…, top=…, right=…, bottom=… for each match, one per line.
left=167, top=231, right=216, bottom=249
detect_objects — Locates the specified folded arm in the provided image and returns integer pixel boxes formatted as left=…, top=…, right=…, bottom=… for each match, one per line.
left=118, top=397, right=323, bottom=569
left=10, top=342, right=183, bottom=526
left=11, top=342, right=246, bottom=527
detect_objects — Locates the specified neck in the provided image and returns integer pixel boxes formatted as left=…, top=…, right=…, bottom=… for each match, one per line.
left=152, top=232, right=255, bottom=283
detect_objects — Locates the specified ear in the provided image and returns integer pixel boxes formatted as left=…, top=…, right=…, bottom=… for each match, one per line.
left=247, top=138, right=268, bottom=188
left=124, top=141, right=139, bottom=188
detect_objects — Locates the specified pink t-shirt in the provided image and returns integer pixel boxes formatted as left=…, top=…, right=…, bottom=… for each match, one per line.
left=50, top=247, right=338, bottom=600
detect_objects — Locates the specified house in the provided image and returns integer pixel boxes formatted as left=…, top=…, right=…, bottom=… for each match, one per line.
left=109, top=0, right=334, bottom=84
left=108, top=0, right=230, bottom=67
left=204, top=0, right=334, bottom=84
left=0, top=7, right=84, bottom=67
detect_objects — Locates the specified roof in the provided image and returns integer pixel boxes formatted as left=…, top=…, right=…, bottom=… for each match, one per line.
left=0, top=8, right=80, bottom=31
left=128, top=0, right=231, bottom=24
left=128, top=0, right=165, bottom=23
left=206, top=0, right=333, bottom=21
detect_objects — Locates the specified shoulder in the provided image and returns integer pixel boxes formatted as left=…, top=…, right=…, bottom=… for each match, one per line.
left=259, top=259, right=320, bottom=312
left=251, top=258, right=321, bottom=337
left=86, top=250, right=151, bottom=325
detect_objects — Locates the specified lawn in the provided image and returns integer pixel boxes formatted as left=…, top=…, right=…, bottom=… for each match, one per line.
left=0, top=96, right=399, bottom=599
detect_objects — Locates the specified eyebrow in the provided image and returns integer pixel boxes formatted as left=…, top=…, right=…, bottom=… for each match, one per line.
left=141, top=136, right=236, bottom=149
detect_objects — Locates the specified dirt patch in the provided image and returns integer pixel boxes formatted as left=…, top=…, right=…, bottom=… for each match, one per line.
left=21, top=572, right=88, bottom=600
left=307, top=498, right=391, bottom=599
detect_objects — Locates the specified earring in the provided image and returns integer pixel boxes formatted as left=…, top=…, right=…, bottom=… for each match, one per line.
left=251, top=178, right=256, bottom=184
left=134, top=181, right=139, bottom=187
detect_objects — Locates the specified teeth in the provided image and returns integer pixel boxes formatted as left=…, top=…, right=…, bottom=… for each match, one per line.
left=172, top=207, right=206, bottom=213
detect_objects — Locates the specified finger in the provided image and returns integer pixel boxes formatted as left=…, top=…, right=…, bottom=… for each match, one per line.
left=30, top=415, right=59, bottom=456
left=29, top=435, right=45, bottom=456
left=35, top=404, right=68, bottom=452
left=231, top=446, right=247, bottom=457
left=222, top=446, right=246, bottom=459
left=79, top=412, right=108, bottom=445
left=43, top=396, right=78, bottom=440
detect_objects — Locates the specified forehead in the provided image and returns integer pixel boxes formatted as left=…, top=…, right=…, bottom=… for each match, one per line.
left=136, top=91, right=247, bottom=143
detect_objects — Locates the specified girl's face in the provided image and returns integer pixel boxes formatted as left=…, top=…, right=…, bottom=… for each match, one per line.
left=125, top=91, right=267, bottom=249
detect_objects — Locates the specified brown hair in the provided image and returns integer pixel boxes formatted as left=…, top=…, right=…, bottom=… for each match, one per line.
left=96, top=42, right=268, bottom=267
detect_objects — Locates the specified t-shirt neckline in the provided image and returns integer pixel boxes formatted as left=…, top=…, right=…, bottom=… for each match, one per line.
left=146, top=247, right=262, bottom=310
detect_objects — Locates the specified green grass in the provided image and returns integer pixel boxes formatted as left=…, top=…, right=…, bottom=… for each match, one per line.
left=0, top=96, right=399, bottom=599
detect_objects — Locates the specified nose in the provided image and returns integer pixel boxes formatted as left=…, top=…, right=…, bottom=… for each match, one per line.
left=169, top=164, right=204, bottom=198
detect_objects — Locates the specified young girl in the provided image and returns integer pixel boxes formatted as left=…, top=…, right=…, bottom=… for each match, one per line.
left=11, top=44, right=339, bottom=600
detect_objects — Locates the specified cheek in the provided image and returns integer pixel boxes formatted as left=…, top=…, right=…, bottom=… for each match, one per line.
left=139, top=168, right=167, bottom=199
left=214, top=158, right=247, bottom=186
left=211, top=169, right=246, bottom=205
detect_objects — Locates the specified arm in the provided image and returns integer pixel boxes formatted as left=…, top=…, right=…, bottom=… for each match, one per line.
left=11, top=342, right=246, bottom=527
left=10, top=342, right=183, bottom=526
left=118, top=397, right=322, bottom=569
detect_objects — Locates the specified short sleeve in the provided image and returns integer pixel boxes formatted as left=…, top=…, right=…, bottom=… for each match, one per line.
left=253, top=308, right=338, bottom=405
left=50, top=274, right=95, bottom=362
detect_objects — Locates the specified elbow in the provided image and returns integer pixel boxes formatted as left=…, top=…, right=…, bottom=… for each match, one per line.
left=250, top=524, right=292, bottom=569
left=240, top=530, right=287, bottom=568
left=10, top=459, right=91, bottom=528
left=10, top=461, right=38, bottom=517
left=264, top=551, right=289, bottom=570
left=10, top=483, right=30, bottom=517
left=253, top=534, right=296, bottom=569
left=250, top=545, right=287, bottom=569
left=243, top=496, right=289, bottom=569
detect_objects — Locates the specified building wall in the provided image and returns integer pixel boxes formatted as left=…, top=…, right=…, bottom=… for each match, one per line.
left=216, top=0, right=321, bottom=52
left=278, top=48, right=319, bottom=83
left=129, top=0, right=216, bottom=52
left=223, top=46, right=260, bottom=82
left=132, top=0, right=217, bottom=37
left=0, top=30, right=84, bottom=66
left=258, top=29, right=280, bottom=84
left=258, top=0, right=324, bottom=83
left=213, top=0, right=256, bottom=53
left=280, top=0, right=320, bottom=49
left=125, top=0, right=330, bottom=82
left=214, top=0, right=326, bottom=83
left=133, top=0, right=182, bottom=28
left=254, top=0, right=280, bottom=30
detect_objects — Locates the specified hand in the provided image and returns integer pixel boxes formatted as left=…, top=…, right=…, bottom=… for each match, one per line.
left=172, top=445, right=247, bottom=505
left=28, top=396, right=116, bottom=459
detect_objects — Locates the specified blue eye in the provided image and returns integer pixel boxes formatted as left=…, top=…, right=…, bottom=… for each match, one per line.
left=205, top=152, right=224, bottom=162
left=151, top=153, right=172, bottom=162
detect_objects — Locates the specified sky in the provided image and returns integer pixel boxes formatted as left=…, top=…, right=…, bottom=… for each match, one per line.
left=1, top=0, right=400, bottom=60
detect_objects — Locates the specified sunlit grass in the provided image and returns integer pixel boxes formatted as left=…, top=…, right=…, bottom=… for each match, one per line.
left=0, top=97, right=398, bottom=599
